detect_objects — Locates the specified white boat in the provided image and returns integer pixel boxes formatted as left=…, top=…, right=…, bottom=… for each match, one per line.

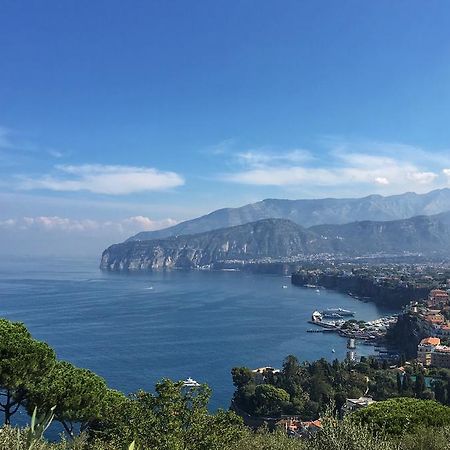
left=182, top=377, right=201, bottom=387
left=282, top=285, right=288, bottom=289
left=322, top=312, right=343, bottom=319
left=332, top=349, right=335, bottom=353
left=322, top=308, right=354, bottom=317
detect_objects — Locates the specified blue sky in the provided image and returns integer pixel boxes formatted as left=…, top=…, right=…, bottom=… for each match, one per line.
left=1, top=0, right=450, bottom=255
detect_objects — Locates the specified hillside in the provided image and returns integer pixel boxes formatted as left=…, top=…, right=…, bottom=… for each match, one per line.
left=128, top=188, right=450, bottom=241
left=101, top=212, right=450, bottom=271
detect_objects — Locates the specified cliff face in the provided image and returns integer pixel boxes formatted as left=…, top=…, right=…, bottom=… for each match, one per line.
left=291, top=272, right=432, bottom=307
left=101, top=212, right=450, bottom=272
left=385, top=314, right=431, bottom=357
left=100, top=219, right=329, bottom=271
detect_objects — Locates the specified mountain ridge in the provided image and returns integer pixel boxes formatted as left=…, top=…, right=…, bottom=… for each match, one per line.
left=101, top=210, right=450, bottom=271
left=128, top=188, right=450, bottom=241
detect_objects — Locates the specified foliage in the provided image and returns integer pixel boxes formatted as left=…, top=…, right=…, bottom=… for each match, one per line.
left=26, top=361, right=108, bottom=437
left=253, top=385, right=290, bottom=416
left=92, top=379, right=245, bottom=450
left=0, top=319, right=56, bottom=424
left=352, top=397, right=450, bottom=435
left=397, top=426, right=450, bottom=450
left=231, top=356, right=368, bottom=419
left=25, top=406, right=56, bottom=449
left=309, top=416, right=392, bottom=450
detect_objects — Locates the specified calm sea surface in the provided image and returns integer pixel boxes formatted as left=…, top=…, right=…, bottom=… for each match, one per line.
left=0, top=256, right=398, bottom=411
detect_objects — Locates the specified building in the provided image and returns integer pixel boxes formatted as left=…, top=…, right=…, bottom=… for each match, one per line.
left=427, top=289, right=449, bottom=308
left=431, top=345, right=450, bottom=369
left=276, top=417, right=322, bottom=437
left=417, top=337, right=441, bottom=366
left=423, top=313, right=446, bottom=326
left=251, top=366, right=280, bottom=383
left=343, top=397, right=375, bottom=414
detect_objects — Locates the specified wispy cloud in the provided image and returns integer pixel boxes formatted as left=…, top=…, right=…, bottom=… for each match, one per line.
left=236, top=149, right=313, bottom=167
left=0, top=215, right=178, bottom=234
left=221, top=140, right=450, bottom=195
left=18, top=164, right=185, bottom=195
left=0, top=126, right=69, bottom=164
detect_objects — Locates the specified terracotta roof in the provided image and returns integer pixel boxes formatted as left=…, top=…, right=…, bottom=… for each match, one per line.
left=302, top=420, right=322, bottom=428
left=420, top=337, right=441, bottom=346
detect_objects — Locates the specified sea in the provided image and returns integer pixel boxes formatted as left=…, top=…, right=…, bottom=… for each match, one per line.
left=0, top=256, right=399, bottom=414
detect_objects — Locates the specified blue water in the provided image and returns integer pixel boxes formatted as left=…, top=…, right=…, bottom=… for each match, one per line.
left=0, top=256, right=398, bottom=412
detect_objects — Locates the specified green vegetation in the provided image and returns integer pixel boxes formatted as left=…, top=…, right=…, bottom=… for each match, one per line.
left=3, top=416, right=450, bottom=449
left=0, top=319, right=56, bottom=424
left=232, top=355, right=450, bottom=419
left=2, top=318, right=450, bottom=449
left=26, top=360, right=110, bottom=437
left=353, top=397, right=450, bottom=435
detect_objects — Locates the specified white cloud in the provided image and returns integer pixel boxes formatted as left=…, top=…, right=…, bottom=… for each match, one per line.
left=0, top=218, right=16, bottom=228
left=121, top=215, right=177, bottom=231
left=407, top=171, right=438, bottom=184
left=222, top=141, right=447, bottom=195
left=0, top=215, right=178, bottom=235
left=375, top=177, right=390, bottom=185
left=19, top=164, right=185, bottom=195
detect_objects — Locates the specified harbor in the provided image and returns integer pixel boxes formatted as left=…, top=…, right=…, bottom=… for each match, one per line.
left=308, top=308, right=398, bottom=341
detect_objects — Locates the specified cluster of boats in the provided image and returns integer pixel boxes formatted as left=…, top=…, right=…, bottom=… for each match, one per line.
left=312, top=308, right=355, bottom=320
left=309, top=308, right=355, bottom=330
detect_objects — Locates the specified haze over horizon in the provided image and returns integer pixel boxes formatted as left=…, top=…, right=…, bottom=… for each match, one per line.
left=2, top=1, right=450, bottom=256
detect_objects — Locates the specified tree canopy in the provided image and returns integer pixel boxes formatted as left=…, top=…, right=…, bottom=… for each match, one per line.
left=0, top=318, right=56, bottom=424
left=353, top=397, right=450, bottom=435
left=26, top=360, right=109, bottom=437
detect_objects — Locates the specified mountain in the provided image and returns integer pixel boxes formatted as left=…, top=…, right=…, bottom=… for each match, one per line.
left=310, top=210, right=450, bottom=255
left=100, top=211, right=450, bottom=271
left=128, top=188, right=450, bottom=241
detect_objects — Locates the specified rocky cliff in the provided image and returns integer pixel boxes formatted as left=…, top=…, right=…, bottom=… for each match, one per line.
left=385, top=314, right=431, bottom=357
left=101, top=212, right=450, bottom=271
left=101, top=219, right=329, bottom=271
left=291, top=272, right=432, bottom=307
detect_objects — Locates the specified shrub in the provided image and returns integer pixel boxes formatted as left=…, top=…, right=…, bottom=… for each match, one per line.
left=352, top=397, right=450, bottom=435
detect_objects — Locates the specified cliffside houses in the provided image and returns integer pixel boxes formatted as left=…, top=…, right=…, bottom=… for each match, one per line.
left=417, top=337, right=450, bottom=369
left=406, top=288, right=450, bottom=339
left=403, top=288, right=450, bottom=368
left=427, top=289, right=449, bottom=309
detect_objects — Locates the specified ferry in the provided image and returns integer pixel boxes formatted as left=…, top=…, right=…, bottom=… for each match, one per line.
left=309, top=311, right=344, bottom=330
left=322, top=308, right=354, bottom=317
left=321, top=312, right=344, bottom=319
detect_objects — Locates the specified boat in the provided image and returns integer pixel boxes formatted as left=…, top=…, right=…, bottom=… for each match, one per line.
left=321, top=312, right=344, bottom=319
left=182, top=377, right=201, bottom=387
left=331, top=349, right=335, bottom=353
left=282, top=285, right=288, bottom=289
left=322, top=308, right=354, bottom=317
